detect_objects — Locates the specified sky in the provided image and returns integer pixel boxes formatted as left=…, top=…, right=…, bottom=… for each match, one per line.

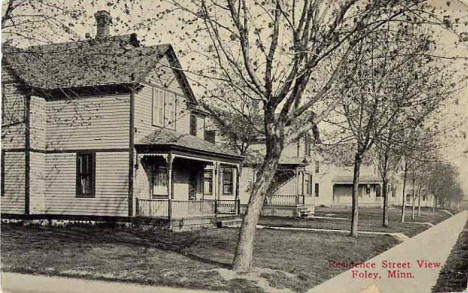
left=2, top=0, right=467, bottom=197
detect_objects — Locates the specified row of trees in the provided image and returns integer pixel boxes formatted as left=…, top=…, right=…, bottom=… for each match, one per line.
left=2, top=0, right=466, bottom=273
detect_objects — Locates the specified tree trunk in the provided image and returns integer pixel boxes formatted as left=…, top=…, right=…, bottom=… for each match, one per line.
left=382, top=178, right=389, bottom=227
left=411, top=172, right=416, bottom=221
left=232, top=140, right=282, bottom=272
left=350, top=153, right=362, bottom=237
left=401, top=161, right=408, bottom=223
left=432, top=196, right=436, bottom=213
left=417, top=184, right=422, bottom=217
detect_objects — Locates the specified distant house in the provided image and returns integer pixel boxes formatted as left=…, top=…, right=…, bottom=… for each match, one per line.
left=238, top=133, right=316, bottom=217
left=1, top=11, right=243, bottom=230
left=312, top=144, right=396, bottom=208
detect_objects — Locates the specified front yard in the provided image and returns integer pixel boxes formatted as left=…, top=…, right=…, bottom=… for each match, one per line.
left=1, top=223, right=398, bottom=293
left=259, top=207, right=451, bottom=237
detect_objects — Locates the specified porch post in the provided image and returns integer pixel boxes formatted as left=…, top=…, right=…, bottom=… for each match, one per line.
left=295, top=168, right=300, bottom=205
left=167, top=153, right=174, bottom=223
left=235, top=165, right=240, bottom=215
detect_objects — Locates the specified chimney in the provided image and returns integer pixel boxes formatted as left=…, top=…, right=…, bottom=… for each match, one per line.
left=94, top=10, right=112, bottom=39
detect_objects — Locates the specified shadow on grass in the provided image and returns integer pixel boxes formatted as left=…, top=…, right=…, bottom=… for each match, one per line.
left=12, top=223, right=234, bottom=269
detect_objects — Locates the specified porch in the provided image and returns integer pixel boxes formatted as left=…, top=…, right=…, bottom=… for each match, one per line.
left=134, top=128, right=244, bottom=229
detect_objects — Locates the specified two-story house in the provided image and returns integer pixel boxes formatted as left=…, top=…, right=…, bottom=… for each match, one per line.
left=312, top=143, right=398, bottom=208
left=238, top=133, right=316, bottom=217
left=1, top=10, right=243, bottom=230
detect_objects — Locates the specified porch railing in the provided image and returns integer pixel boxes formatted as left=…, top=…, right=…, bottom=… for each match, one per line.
left=215, top=199, right=240, bottom=214
left=137, top=199, right=169, bottom=218
left=171, top=200, right=216, bottom=219
left=137, top=199, right=239, bottom=219
left=265, top=194, right=305, bottom=206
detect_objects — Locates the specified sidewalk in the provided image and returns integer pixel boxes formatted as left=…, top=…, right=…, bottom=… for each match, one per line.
left=308, top=211, right=467, bottom=293
left=1, top=272, right=227, bottom=293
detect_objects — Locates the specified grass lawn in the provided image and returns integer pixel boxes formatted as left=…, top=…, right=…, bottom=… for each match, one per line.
left=432, top=218, right=468, bottom=293
left=1, top=223, right=398, bottom=292
left=259, top=207, right=451, bottom=237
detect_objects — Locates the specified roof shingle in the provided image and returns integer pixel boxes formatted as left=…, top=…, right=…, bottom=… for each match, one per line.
left=2, top=35, right=170, bottom=90
left=136, top=128, right=243, bottom=160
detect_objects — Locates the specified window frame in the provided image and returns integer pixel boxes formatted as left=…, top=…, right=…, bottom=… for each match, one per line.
left=190, top=114, right=197, bottom=136
left=305, top=174, right=312, bottom=195
left=222, top=168, right=234, bottom=195
left=164, top=91, right=177, bottom=129
left=152, top=87, right=165, bottom=127
left=203, top=169, right=213, bottom=195
left=76, top=152, right=96, bottom=198
left=375, top=185, right=381, bottom=197
left=314, top=183, right=319, bottom=197
left=152, top=166, right=169, bottom=198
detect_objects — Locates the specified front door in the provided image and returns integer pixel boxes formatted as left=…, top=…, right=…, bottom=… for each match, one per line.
left=189, top=171, right=197, bottom=200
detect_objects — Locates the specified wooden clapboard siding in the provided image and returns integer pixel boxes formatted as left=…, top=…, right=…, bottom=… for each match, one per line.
left=30, top=151, right=46, bottom=214
left=44, top=152, right=129, bottom=216
left=1, top=152, right=25, bottom=214
left=1, top=83, right=25, bottom=149
left=46, top=95, right=130, bottom=150
left=146, top=55, right=186, bottom=94
left=30, top=96, right=47, bottom=150
left=134, top=85, right=155, bottom=142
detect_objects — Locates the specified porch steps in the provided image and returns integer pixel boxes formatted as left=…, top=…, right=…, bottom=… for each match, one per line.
left=297, top=205, right=314, bottom=218
left=216, top=217, right=243, bottom=228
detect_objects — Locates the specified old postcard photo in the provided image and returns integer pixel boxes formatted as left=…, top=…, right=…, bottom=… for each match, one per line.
left=1, top=0, right=467, bottom=292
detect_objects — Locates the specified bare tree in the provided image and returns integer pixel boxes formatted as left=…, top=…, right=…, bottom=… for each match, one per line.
left=161, top=0, right=462, bottom=270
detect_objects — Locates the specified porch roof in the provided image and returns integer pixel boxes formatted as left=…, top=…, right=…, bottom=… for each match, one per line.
left=135, top=128, right=243, bottom=162
left=333, top=175, right=382, bottom=184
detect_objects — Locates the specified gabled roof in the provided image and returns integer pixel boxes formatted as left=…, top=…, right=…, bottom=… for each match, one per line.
left=136, top=128, right=243, bottom=161
left=2, top=35, right=197, bottom=103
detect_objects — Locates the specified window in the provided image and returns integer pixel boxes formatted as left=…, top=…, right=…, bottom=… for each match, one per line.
left=315, top=161, right=319, bottom=173
left=305, top=174, right=312, bottom=195
left=76, top=153, right=95, bottom=197
left=375, top=185, right=381, bottom=197
left=366, top=185, right=371, bottom=195
left=203, top=170, right=213, bottom=195
left=190, top=114, right=197, bottom=136
left=305, top=134, right=311, bottom=156
left=314, top=183, right=319, bottom=197
left=152, top=87, right=177, bottom=128
left=222, top=168, right=233, bottom=195
left=204, top=130, right=216, bottom=143
left=423, top=195, right=426, bottom=201
left=152, top=88, right=165, bottom=127
left=153, top=166, right=168, bottom=197
left=165, top=92, right=176, bottom=128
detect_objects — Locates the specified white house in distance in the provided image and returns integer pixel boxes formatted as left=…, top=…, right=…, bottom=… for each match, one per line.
left=312, top=144, right=393, bottom=208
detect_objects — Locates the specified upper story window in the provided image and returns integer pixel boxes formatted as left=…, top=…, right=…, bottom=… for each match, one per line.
left=76, top=152, right=95, bottom=198
left=315, top=183, right=319, bottom=197
left=165, top=92, right=176, bottom=128
left=315, top=160, right=320, bottom=173
left=152, top=87, right=176, bottom=129
left=190, top=114, right=197, bottom=136
left=204, top=130, right=216, bottom=143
